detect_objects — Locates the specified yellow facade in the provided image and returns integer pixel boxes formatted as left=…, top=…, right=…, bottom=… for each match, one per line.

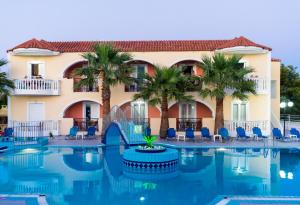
left=7, top=40, right=281, bottom=136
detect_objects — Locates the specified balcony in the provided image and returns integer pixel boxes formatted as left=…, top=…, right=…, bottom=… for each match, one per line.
left=248, top=77, right=268, bottom=94
left=225, top=77, right=269, bottom=95
left=14, top=79, right=60, bottom=96
left=73, top=78, right=99, bottom=92
left=125, top=83, right=141, bottom=92
left=224, top=120, right=269, bottom=136
left=176, top=118, right=202, bottom=131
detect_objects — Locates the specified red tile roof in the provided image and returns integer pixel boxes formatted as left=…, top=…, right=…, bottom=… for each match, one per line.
left=216, top=36, right=272, bottom=51
left=271, top=58, right=281, bottom=62
left=11, top=38, right=59, bottom=51
left=8, top=36, right=272, bottom=53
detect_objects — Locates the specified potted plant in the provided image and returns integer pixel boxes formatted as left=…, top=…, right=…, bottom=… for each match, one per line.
left=136, top=135, right=166, bottom=153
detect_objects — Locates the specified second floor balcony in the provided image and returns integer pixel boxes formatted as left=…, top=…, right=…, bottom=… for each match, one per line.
left=14, top=79, right=60, bottom=96
left=225, top=77, right=269, bottom=95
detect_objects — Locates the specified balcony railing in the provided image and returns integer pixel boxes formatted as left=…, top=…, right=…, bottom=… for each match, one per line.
left=14, top=79, right=60, bottom=96
left=176, top=118, right=202, bottom=131
left=225, top=77, right=269, bottom=95
left=73, top=78, right=99, bottom=92
left=128, top=118, right=150, bottom=127
left=125, top=83, right=141, bottom=92
left=224, top=120, right=269, bottom=136
left=248, top=77, right=268, bottom=94
left=73, top=118, right=99, bottom=131
left=10, top=120, right=60, bottom=137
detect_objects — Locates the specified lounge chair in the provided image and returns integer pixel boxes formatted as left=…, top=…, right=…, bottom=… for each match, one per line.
left=289, top=128, right=300, bottom=141
left=65, top=126, right=79, bottom=140
left=218, top=127, right=231, bottom=141
left=145, top=127, right=151, bottom=136
left=0, top=146, right=8, bottom=153
left=185, top=128, right=195, bottom=141
left=236, top=127, right=251, bottom=140
left=252, top=127, right=268, bottom=140
left=272, top=128, right=290, bottom=142
left=85, top=126, right=97, bottom=139
left=167, top=128, right=176, bottom=140
left=2, top=128, right=14, bottom=142
left=200, top=127, right=212, bottom=140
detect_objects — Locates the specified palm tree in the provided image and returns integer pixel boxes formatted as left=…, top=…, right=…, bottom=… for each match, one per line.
left=76, top=44, right=134, bottom=133
left=134, top=65, right=200, bottom=138
left=0, top=59, right=15, bottom=103
left=74, top=56, right=99, bottom=92
left=199, top=53, right=256, bottom=133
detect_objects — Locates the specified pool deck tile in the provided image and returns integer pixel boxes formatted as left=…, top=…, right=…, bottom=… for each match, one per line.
left=47, top=136, right=104, bottom=147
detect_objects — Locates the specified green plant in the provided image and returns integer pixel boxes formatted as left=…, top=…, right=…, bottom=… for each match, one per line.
left=144, top=135, right=157, bottom=148
left=134, top=65, right=200, bottom=138
left=199, top=53, right=256, bottom=132
left=77, top=44, right=134, bottom=134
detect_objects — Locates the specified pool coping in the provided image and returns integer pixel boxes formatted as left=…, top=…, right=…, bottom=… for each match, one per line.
left=208, top=195, right=300, bottom=205
left=0, top=194, right=48, bottom=205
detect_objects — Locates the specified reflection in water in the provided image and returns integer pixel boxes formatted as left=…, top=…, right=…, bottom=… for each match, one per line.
left=0, top=147, right=300, bottom=205
left=63, top=148, right=103, bottom=171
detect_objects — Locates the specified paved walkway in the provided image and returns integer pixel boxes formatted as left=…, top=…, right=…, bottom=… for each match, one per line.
left=47, top=136, right=300, bottom=149
left=47, top=136, right=103, bottom=147
left=157, top=138, right=300, bottom=149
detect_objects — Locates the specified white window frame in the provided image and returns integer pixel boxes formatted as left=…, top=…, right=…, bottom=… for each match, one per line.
left=179, top=101, right=197, bottom=119
left=231, top=100, right=249, bottom=121
left=131, top=100, right=148, bottom=118
left=82, top=102, right=101, bottom=119
left=27, top=61, right=45, bottom=78
left=131, top=64, right=147, bottom=77
left=238, top=59, right=249, bottom=68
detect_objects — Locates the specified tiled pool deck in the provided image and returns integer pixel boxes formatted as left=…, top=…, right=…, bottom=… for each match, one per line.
left=46, top=136, right=300, bottom=149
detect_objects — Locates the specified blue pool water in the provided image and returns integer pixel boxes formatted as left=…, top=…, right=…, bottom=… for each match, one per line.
left=0, top=147, right=300, bottom=205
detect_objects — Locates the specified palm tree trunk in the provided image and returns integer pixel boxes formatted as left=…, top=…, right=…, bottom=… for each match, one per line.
left=160, top=95, right=169, bottom=138
left=215, top=98, right=224, bottom=133
left=101, top=78, right=111, bottom=135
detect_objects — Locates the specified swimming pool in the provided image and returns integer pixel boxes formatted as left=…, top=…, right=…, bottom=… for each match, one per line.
left=0, top=147, right=300, bottom=205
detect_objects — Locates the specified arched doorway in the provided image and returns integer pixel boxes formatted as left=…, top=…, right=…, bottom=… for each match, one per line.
left=169, top=101, right=213, bottom=131
left=63, top=100, right=102, bottom=130
left=63, top=61, right=99, bottom=92
left=171, top=60, right=203, bottom=77
left=124, top=60, right=155, bottom=92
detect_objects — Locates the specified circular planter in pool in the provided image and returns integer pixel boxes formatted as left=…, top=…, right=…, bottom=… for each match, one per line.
left=135, top=146, right=166, bottom=153
left=123, top=147, right=179, bottom=178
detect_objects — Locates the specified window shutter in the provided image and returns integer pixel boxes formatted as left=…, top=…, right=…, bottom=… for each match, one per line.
left=27, top=63, right=32, bottom=78
left=39, top=63, right=45, bottom=77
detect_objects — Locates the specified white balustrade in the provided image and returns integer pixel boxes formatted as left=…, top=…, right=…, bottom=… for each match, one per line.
left=225, top=77, right=269, bottom=94
left=224, top=120, right=269, bottom=136
left=14, top=79, right=60, bottom=95
left=247, top=77, right=268, bottom=94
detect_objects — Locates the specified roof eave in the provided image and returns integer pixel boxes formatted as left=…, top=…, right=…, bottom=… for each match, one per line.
left=12, top=48, right=60, bottom=56
left=215, top=46, right=270, bottom=54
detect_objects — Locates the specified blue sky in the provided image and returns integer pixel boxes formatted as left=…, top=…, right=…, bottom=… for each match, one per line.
left=1, top=0, right=299, bottom=68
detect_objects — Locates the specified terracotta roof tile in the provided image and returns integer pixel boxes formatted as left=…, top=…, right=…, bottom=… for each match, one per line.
left=271, top=58, right=281, bottom=62
left=216, top=36, right=272, bottom=51
left=10, top=38, right=58, bottom=51
left=8, top=37, right=272, bottom=53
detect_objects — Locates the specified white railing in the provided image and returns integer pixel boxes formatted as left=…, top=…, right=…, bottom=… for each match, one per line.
left=224, top=120, right=269, bottom=136
left=225, top=77, right=269, bottom=95
left=247, top=77, right=268, bottom=94
left=10, top=120, right=60, bottom=137
left=14, top=79, right=60, bottom=95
